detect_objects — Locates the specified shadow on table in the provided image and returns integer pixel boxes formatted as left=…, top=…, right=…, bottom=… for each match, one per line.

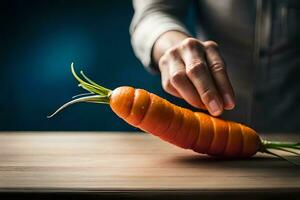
left=171, top=154, right=300, bottom=171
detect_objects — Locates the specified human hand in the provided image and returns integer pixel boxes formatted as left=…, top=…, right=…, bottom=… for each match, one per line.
left=154, top=32, right=235, bottom=116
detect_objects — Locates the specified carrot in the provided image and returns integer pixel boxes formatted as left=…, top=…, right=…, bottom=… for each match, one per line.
left=48, top=63, right=300, bottom=164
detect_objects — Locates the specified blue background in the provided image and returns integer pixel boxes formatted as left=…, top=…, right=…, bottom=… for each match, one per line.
left=0, top=0, right=195, bottom=131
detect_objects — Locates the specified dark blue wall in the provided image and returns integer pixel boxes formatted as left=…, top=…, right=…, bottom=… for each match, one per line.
left=0, top=0, right=194, bottom=131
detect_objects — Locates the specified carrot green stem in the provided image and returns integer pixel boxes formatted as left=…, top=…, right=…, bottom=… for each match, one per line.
left=47, top=95, right=109, bottom=118
left=70, top=63, right=112, bottom=96
left=264, top=149, right=300, bottom=166
left=72, top=92, right=94, bottom=99
left=272, top=147, right=300, bottom=156
left=260, top=139, right=300, bottom=166
left=261, top=140, right=300, bottom=150
left=47, top=63, right=112, bottom=118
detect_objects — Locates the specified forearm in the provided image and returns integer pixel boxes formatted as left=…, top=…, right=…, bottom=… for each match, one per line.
left=130, top=0, right=190, bottom=73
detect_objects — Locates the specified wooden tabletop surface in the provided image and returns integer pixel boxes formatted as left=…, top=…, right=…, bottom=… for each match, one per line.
left=0, top=132, right=300, bottom=199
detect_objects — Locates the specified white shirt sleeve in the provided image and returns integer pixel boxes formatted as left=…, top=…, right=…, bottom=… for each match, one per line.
left=130, top=0, right=191, bottom=73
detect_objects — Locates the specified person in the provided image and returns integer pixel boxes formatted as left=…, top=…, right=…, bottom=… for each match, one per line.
left=130, top=0, right=300, bottom=132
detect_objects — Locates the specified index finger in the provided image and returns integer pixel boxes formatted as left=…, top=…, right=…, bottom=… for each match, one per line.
left=203, top=41, right=235, bottom=110
left=180, top=40, right=223, bottom=116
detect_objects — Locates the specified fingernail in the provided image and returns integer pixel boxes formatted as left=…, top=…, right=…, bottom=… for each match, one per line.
left=208, top=100, right=221, bottom=115
left=223, top=94, right=235, bottom=110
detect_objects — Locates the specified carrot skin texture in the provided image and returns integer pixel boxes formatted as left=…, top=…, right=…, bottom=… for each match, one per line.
left=208, top=116, right=229, bottom=156
left=110, top=87, right=135, bottom=120
left=125, top=89, right=151, bottom=126
left=171, top=108, right=199, bottom=149
left=193, top=113, right=214, bottom=154
left=110, top=86, right=261, bottom=158
left=137, top=93, right=174, bottom=135
left=241, top=126, right=261, bottom=157
left=223, top=122, right=243, bottom=157
left=179, top=108, right=199, bottom=149
left=159, top=104, right=183, bottom=143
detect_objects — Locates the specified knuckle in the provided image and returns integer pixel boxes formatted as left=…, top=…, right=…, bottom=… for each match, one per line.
left=170, top=70, right=186, bottom=85
left=218, top=85, right=229, bottom=94
left=181, top=38, right=202, bottom=49
left=162, top=79, right=172, bottom=91
left=204, top=40, right=219, bottom=49
left=186, top=61, right=206, bottom=77
left=164, top=47, right=179, bottom=58
left=210, top=63, right=226, bottom=73
left=158, top=55, right=168, bottom=67
left=200, top=88, right=215, bottom=102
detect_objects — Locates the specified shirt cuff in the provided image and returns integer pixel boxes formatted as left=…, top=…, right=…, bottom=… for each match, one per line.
left=131, top=14, right=190, bottom=74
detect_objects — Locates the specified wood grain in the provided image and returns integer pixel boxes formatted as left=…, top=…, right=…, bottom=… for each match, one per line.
left=0, top=132, right=299, bottom=194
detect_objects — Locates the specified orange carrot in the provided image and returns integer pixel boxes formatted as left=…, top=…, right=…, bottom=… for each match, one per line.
left=109, top=86, right=259, bottom=157
left=48, top=64, right=300, bottom=164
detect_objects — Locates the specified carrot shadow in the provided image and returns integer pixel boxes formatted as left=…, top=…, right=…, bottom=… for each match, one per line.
left=169, top=154, right=300, bottom=172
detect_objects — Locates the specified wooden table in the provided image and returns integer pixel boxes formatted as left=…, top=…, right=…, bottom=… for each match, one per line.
left=0, top=132, right=299, bottom=199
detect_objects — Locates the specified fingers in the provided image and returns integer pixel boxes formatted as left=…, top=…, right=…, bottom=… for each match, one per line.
left=203, top=41, right=235, bottom=110
left=157, top=37, right=235, bottom=116
left=159, top=48, right=204, bottom=109
left=158, top=59, right=182, bottom=98
left=180, top=38, right=223, bottom=116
